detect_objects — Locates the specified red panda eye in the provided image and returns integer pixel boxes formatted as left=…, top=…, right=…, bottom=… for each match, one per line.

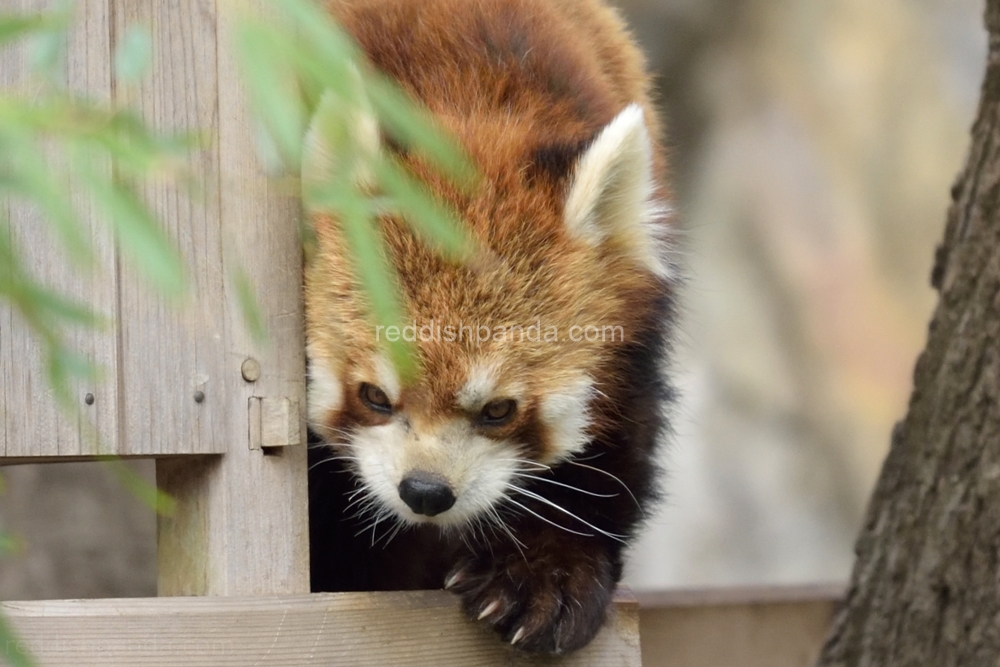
left=480, top=399, right=516, bottom=425
left=359, top=383, right=392, bottom=413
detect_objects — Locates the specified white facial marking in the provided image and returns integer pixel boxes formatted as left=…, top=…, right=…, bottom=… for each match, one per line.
left=539, top=375, right=596, bottom=460
left=349, top=417, right=521, bottom=528
left=563, top=103, right=672, bottom=279
left=307, top=355, right=343, bottom=427
left=456, top=362, right=500, bottom=411
left=373, top=353, right=402, bottom=403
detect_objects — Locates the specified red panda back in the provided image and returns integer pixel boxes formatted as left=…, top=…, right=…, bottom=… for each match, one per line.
left=330, top=0, right=659, bottom=147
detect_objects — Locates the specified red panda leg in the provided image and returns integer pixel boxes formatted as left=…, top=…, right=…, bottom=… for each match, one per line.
left=445, top=528, right=620, bottom=655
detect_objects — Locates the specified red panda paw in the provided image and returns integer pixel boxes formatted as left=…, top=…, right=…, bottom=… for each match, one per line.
left=445, top=544, right=616, bottom=655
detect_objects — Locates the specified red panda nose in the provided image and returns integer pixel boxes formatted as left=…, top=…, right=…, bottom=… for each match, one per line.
left=398, top=471, right=456, bottom=516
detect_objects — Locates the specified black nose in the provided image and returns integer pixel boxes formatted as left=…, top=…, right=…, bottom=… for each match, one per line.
left=398, top=471, right=456, bottom=516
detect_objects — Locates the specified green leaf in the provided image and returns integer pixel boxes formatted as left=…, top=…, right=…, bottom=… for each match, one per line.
left=81, top=171, right=186, bottom=298
left=0, top=13, right=56, bottom=46
left=16, top=284, right=104, bottom=328
left=231, top=266, right=267, bottom=344
left=97, top=457, right=176, bottom=516
left=28, top=25, right=66, bottom=82
left=234, top=20, right=307, bottom=167
left=0, top=525, right=25, bottom=558
left=366, top=77, right=478, bottom=190
left=114, top=24, right=152, bottom=83
left=334, top=191, right=418, bottom=381
left=0, top=612, right=36, bottom=667
left=375, top=157, right=477, bottom=261
left=0, top=129, right=93, bottom=265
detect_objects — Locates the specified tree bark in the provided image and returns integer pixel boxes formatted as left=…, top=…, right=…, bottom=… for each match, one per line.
left=816, top=2, right=1000, bottom=665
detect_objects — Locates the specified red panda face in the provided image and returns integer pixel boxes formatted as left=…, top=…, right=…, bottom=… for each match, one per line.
left=309, top=341, right=599, bottom=527
left=305, top=104, right=670, bottom=528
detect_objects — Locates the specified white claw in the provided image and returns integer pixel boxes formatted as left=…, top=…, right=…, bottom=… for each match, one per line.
left=445, top=570, right=465, bottom=590
left=478, top=599, right=501, bottom=620
left=510, top=627, right=526, bottom=645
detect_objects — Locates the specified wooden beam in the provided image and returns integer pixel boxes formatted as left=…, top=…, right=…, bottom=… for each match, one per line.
left=2, top=591, right=641, bottom=667
left=146, top=0, right=307, bottom=595
left=635, top=585, right=842, bottom=667
left=0, top=0, right=120, bottom=458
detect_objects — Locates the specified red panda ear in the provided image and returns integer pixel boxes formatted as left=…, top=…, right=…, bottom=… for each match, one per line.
left=301, top=80, right=380, bottom=208
left=563, top=104, right=670, bottom=278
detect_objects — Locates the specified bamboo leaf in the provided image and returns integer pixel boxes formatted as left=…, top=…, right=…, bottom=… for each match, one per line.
left=16, top=284, right=105, bottom=328
left=333, top=190, right=418, bottom=381
left=82, top=173, right=186, bottom=298
left=366, top=77, right=478, bottom=190
left=0, top=130, right=93, bottom=265
left=231, top=266, right=267, bottom=344
left=97, top=457, right=177, bottom=516
left=0, top=13, right=57, bottom=46
left=0, top=612, right=36, bottom=667
left=113, top=24, right=152, bottom=83
left=375, top=157, right=477, bottom=261
left=234, top=21, right=307, bottom=166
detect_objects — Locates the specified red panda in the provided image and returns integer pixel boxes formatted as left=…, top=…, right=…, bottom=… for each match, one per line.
left=306, top=0, right=675, bottom=655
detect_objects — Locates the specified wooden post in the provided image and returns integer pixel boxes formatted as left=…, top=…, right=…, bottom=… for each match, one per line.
left=105, top=0, right=309, bottom=595
left=1, top=0, right=309, bottom=594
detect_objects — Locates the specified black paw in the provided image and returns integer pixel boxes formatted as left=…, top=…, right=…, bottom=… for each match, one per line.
left=445, top=546, right=615, bottom=655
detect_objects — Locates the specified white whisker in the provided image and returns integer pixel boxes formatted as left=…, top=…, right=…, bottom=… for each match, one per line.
left=503, top=496, right=594, bottom=538
left=507, top=485, right=627, bottom=543
left=308, top=454, right=358, bottom=472
left=377, top=519, right=406, bottom=548
left=565, top=460, right=643, bottom=514
left=509, top=472, right=619, bottom=498
left=484, top=502, right=525, bottom=551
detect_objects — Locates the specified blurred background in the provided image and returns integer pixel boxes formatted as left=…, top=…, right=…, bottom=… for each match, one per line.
left=0, top=0, right=988, bottom=599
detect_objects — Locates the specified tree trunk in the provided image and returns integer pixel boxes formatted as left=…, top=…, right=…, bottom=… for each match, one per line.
left=816, top=2, right=1000, bottom=665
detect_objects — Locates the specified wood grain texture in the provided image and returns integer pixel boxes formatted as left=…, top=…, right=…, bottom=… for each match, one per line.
left=2, top=591, right=641, bottom=667
left=2, top=0, right=309, bottom=593
left=112, top=0, right=229, bottom=457
left=1, top=0, right=120, bottom=458
left=155, top=0, right=309, bottom=596
left=637, top=586, right=841, bottom=667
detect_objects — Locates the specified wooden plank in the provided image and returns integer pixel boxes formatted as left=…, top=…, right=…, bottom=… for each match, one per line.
left=154, top=0, right=309, bottom=595
left=636, top=586, right=841, bottom=667
left=111, top=0, right=229, bottom=456
left=1, top=591, right=641, bottom=666
left=633, top=583, right=845, bottom=608
left=1, top=0, right=121, bottom=458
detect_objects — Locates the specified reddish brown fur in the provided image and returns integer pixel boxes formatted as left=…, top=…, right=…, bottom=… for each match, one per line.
left=308, top=0, right=674, bottom=655
left=308, top=0, right=667, bottom=457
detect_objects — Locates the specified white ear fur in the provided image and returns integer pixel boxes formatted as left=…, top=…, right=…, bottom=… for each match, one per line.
left=301, top=72, right=380, bottom=204
left=563, top=104, right=670, bottom=278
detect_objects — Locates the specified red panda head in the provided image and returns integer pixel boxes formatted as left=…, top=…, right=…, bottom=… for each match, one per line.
left=305, top=103, right=670, bottom=528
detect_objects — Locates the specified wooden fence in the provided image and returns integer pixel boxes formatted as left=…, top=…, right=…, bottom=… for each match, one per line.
left=0, top=2, right=841, bottom=666
left=0, top=1, right=645, bottom=664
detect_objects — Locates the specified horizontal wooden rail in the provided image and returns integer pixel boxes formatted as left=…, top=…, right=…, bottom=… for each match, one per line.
left=636, top=584, right=844, bottom=667
left=2, top=590, right=640, bottom=667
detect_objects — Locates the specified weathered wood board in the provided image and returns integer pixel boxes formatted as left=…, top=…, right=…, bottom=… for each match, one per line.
left=1, top=0, right=121, bottom=458
left=636, top=585, right=842, bottom=667
left=1, top=0, right=309, bottom=595
left=2, top=590, right=642, bottom=667
left=0, top=1, right=307, bottom=458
